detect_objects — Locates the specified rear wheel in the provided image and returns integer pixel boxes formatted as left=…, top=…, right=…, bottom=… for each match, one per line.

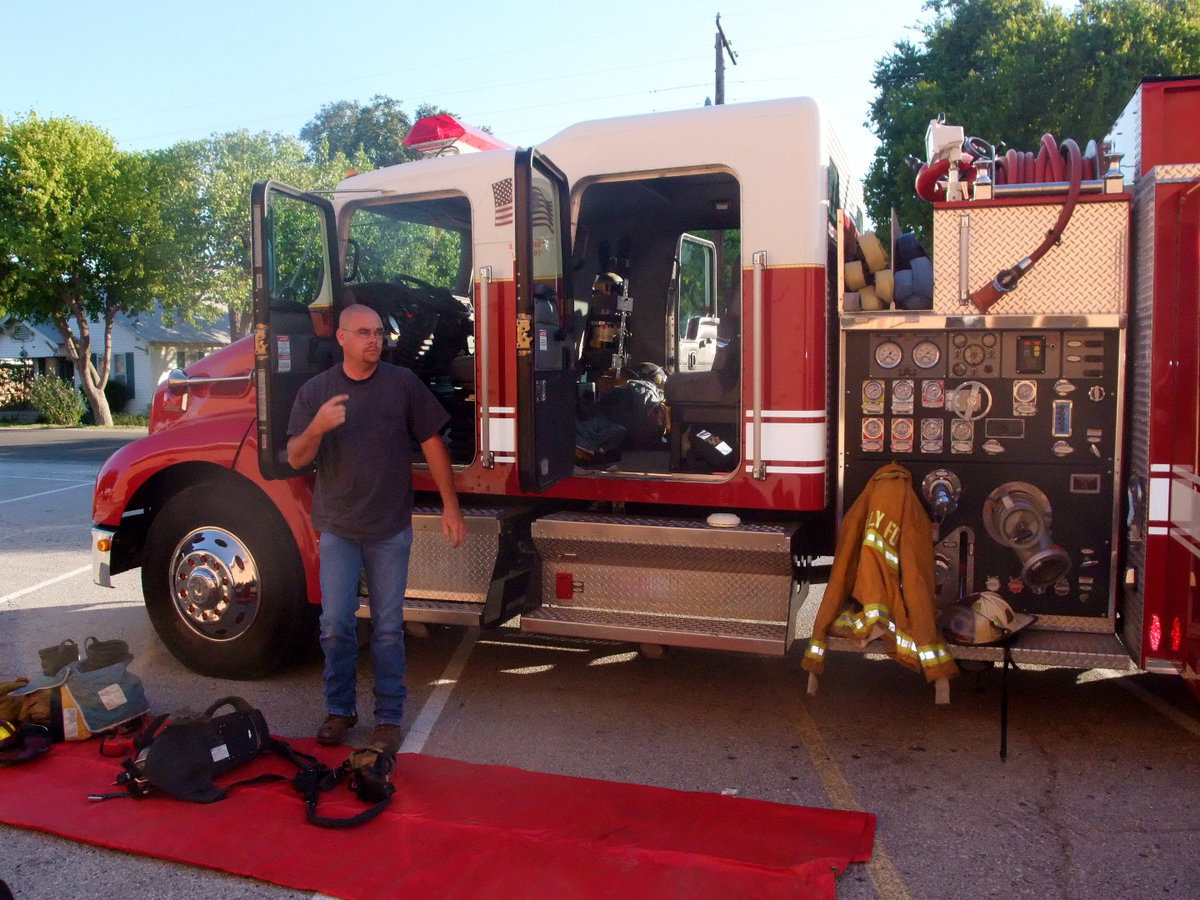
left=142, top=484, right=310, bottom=678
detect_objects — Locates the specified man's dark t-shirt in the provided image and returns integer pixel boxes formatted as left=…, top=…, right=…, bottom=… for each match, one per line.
left=287, top=362, right=450, bottom=542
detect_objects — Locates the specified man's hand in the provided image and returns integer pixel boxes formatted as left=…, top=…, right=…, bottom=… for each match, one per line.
left=420, top=433, right=466, bottom=548
left=312, top=394, right=349, bottom=434
left=286, top=394, right=349, bottom=469
left=442, top=507, right=467, bottom=548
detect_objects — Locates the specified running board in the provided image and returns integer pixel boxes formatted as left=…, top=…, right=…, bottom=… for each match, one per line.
left=520, top=607, right=792, bottom=655
left=528, top=511, right=801, bottom=654
left=825, top=628, right=1133, bottom=670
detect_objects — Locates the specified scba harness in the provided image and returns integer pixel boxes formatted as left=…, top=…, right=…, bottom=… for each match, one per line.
left=90, top=696, right=395, bottom=828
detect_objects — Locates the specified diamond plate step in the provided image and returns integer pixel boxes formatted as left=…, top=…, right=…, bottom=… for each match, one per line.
left=404, top=598, right=486, bottom=626
left=520, top=606, right=790, bottom=655
left=825, top=628, right=1133, bottom=669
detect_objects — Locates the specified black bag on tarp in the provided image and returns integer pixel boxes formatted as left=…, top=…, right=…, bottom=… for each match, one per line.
left=91, top=696, right=397, bottom=827
left=95, top=696, right=271, bottom=803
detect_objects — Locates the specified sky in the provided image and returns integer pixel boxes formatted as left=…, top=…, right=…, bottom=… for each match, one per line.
left=1, top=0, right=944, bottom=179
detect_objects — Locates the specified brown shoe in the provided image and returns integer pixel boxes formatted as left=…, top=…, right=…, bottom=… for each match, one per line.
left=317, top=713, right=357, bottom=745
left=368, top=723, right=403, bottom=754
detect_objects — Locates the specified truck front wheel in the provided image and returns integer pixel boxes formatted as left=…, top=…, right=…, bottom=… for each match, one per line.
left=142, top=484, right=310, bottom=678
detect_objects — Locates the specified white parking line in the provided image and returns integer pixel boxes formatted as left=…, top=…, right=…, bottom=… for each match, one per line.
left=0, top=481, right=92, bottom=505
left=0, top=565, right=91, bottom=605
left=399, top=627, right=479, bottom=755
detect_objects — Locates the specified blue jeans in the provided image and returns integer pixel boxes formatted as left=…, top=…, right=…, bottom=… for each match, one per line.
left=318, top=527, right=412, bottom=725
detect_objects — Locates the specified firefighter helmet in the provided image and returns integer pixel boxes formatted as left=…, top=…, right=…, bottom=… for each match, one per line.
left=938, top=592, right=1036, bottom=645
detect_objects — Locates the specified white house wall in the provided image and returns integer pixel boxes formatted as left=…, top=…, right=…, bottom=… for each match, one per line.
left=0, top=330, right=57, bottom=361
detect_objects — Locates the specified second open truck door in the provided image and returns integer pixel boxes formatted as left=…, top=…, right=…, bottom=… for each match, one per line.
left=515, top=150, right=576, bottom=493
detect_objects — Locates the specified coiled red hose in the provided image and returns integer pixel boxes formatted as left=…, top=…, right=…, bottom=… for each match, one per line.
left=969, top=135, right=1084, bottom=312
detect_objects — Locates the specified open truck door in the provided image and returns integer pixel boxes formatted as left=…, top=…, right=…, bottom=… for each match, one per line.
left=515, top=150, right=576, bottom=492
left=250, top=180, right=341, bottom=480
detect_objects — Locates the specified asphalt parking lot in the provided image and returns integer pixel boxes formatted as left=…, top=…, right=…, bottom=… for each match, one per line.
left=2, top=428, right=1199, bottom=899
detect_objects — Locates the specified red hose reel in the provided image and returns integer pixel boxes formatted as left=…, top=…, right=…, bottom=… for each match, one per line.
left=915, top=131, right=1098, bottom=313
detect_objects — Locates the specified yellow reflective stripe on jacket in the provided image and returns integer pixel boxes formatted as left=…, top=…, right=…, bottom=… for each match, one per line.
left=862, top=528, right=900, bottom=570
left=804, top=640, right=826, bottom=661
left=920, top=644, right=954, bottom=667
left=831, top=602, right=955, bottom=676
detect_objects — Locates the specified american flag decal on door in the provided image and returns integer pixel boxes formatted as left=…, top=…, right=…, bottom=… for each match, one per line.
left=493, top=178, right=514, bottom=226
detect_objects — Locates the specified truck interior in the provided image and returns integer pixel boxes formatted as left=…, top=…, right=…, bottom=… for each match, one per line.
left=566, top=170, right=742, bottom=478
left=340, top=194, right=477, bottom=465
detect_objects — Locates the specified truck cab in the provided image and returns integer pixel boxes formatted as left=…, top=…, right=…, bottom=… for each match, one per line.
left=93, top=98, right=856, bottom=677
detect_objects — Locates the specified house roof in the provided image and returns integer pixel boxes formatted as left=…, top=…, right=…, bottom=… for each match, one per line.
left=115, top=306, right=231, bottom=345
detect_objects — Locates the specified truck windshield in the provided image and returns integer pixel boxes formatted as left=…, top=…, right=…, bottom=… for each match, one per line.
left=340, top=194, right=477, bottom=465
left=346, top=196, right=472, bottom=295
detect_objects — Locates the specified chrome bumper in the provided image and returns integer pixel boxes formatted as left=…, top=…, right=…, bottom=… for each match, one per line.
left=91, top=526, right=117, bottom=588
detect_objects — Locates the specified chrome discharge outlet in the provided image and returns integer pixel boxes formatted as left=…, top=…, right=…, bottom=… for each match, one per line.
left=982, top=482, right=1071, bottom=591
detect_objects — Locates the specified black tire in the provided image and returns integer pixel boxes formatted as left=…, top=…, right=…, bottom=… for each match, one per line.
left=142, top=484, right=310, bottom=679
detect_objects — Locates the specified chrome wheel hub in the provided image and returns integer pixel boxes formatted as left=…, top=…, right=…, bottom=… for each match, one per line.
left=169, top=527, right=260, bottom=641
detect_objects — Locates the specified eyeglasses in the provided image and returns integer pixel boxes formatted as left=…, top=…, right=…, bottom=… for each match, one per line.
left=343, top=328, right=384, bottom=339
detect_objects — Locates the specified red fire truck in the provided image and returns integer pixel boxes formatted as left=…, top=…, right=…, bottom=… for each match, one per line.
left=91, top=79, right=1200, bottom=700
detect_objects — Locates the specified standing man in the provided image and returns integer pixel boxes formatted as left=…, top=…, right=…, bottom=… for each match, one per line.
left=287, top=303, right=466, bottom=753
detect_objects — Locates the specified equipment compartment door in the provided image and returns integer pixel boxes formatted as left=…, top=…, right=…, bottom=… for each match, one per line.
left=250, top=180, right=341, bottom=480
left=515, top=150, right=576, bottom=493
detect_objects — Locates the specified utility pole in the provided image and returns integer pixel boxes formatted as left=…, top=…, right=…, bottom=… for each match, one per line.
left=714, top=14, right=737, bottom=105
left=712, top=15, right=738, bottom=312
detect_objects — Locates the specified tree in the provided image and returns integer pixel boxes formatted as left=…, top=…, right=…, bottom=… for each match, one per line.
left=160, top=131, right=365, bottom=338
left=300, top=96, right=452, bottom=169
left=866, top=0, right=1200, bottom=238
left=0, top=115, right=180, bottom=425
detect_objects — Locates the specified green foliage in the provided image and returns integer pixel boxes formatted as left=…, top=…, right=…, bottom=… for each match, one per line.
left=866, top=0, right=1200, bottom=238
left=347, top=199, right=470, bottom=292
left=29, top=375, right=85, bottom=425
left=0, top=114, right=182, bottom=425
left=111, top=412, right=149, bottom=427
left=300, top=96, right=452, bottom=169
left=159, top=131, right=366, bottom=337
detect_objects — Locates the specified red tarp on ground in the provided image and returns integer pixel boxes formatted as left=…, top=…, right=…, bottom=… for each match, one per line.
left=0, top=739, right=874, bottom=899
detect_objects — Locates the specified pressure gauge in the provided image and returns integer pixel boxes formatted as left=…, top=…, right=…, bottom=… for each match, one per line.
left=875, top=341, right=903, bottom=369
left=922, top=380, right=945, bottom=406
left=862, top=380, right=885, bottom=401
left=963, top=344, right=986, bottom=367
left=912, top=340, right=941, bottom=369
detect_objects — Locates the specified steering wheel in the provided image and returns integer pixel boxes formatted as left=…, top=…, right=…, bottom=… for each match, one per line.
left=392, top=273, right=459, bottom=313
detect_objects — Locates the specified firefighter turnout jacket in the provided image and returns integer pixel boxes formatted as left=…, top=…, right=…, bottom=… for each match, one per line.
left=804, top=463, right=958, bottom=685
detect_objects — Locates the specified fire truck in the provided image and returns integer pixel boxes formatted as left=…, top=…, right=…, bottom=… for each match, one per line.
left=91, top=79, right=1200, bottom=701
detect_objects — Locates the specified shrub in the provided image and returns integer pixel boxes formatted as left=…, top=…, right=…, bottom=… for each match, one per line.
left=104, top=378, right=131, bottom=414
left=29, top=375, right=86, bottom=425
left=0, top=365, right=33, bottom=409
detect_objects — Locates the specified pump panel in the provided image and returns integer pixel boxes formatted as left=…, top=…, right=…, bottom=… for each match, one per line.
left=839, top=316, right=1124, bottom=626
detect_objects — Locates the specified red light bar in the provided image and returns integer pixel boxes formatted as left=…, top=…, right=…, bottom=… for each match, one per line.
left=404, top=115, right=513, bottom=155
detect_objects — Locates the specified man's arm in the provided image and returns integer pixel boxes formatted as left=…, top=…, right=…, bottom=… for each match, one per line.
left=286, top=394, right=349, bottom=469
left=419, top=434, right=466, bottom=548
